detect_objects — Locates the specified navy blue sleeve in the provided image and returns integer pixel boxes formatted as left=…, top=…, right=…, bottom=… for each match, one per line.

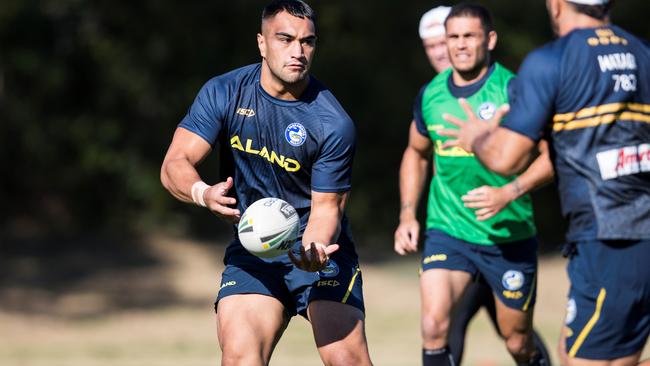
left=178, top=78, right=227, bottom=145
left=311, top=119, right=356, bottom=192
left=501, top=46, right=561, bottom=142
left=413, top=84, right=429, bottom=137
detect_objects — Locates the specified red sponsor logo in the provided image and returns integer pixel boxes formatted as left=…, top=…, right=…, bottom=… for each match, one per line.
left=596, top=143, right=650, bottom=180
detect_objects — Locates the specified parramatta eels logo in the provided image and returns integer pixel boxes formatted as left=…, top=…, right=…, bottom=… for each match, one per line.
left=478, top=102, right=497, bottom=120
left=285, top=123, right=307, bottom=146
left=565, top=298, right=577, bottom=325
left=319, top=259, right=339, bottom=278
left=501, top=270, right=524, bottom=291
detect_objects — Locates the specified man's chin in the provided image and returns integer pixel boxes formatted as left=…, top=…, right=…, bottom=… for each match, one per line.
left=280, top=72, right=308, bottom=84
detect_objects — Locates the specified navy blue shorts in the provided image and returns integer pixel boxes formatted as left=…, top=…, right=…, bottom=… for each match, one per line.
left=215, top=242, right=364, bottom=319
left=421, top=228, right=538, bottom=311
left=564, top=239, right=650, bottom=359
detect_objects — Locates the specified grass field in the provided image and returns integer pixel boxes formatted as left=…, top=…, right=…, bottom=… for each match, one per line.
left=1, top=234, right=648, bottom=366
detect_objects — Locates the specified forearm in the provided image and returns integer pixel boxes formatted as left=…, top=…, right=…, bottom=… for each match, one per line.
left=505, top=145, right=554, bottom=199
left=161, top=157, right=204, bottom=204
left=399, top=147, right=429, bottom=220
left=474, top=127, right=535, bottom=176
left=302, top=210, right=341, bottom=247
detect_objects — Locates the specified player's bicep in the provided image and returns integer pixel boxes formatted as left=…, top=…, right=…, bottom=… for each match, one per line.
left=407, top=120, right=433, bottom=157
left=163, top=127, right=213, bottom=167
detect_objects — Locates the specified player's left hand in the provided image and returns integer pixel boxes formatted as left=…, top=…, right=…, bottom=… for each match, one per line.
left=438, top=98, right=509, bottom=152
left=289, top=242, right=339, bottom=272
left=462, top=185, right=517, bottom=221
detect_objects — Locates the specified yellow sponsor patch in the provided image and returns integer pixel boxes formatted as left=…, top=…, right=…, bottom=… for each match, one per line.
left=423, top=254, right=447, bottom=264
left=230, top=135, right=301, bottom=172
left=502, top=290, right=524, bottom=299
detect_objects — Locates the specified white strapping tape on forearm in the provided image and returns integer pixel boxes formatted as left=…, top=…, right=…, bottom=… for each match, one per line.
left=191, top=181, right=210, bottom=207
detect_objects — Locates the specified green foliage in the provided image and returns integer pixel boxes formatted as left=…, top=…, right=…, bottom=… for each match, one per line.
left=2, top=0, right=649, bottom=246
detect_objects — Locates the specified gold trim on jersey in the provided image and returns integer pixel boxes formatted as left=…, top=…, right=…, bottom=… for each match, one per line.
left=552, top=103, right=650, bottom=131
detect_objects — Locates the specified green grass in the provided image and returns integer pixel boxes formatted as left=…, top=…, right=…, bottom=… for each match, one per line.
left=0, top=236, right=648, bottom=366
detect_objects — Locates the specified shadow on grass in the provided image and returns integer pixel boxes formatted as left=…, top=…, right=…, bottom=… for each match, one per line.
left=0, top=229, right=221, bottom=319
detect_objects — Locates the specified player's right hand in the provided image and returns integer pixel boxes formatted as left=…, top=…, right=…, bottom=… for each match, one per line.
left=394, top=218, right=420, bottom=255
left=204, top=177, right=241, bottom=223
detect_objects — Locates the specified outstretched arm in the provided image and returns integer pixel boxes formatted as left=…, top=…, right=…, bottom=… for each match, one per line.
left=394, top=121, right=433, bottom=255
left=161, top=127, right=240, bottom=222
left=439, top=99, right=538, bottom=176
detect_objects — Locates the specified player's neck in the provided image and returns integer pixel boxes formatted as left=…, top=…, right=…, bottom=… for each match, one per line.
left=260, top=67, right=309, bottom=101
left=452, top=63, right=489, bottom=88
left=558, top=15, right=609, bottom=37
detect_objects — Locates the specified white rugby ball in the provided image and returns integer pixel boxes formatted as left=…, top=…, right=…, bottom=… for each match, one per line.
left=237, top=198, right=300, bottom=258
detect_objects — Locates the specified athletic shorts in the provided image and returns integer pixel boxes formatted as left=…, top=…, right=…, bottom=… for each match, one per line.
left=563, top=239, right=650, bottom=359
left=215, top=241, right=365, bottom=319
left=421, top=228, right=538, bottom=311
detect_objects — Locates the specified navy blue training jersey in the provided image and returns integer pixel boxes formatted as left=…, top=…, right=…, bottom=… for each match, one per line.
left=503, top=25, right=650, bottom=241
left=179, top=63, right=356, bottom=246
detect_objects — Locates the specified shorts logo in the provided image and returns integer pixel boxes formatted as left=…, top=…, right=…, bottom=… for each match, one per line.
left=565, top=298, right=577, bottom=325
left=423, top=254, right=447, bottom=264
left=220, top=280, right=237, bottom=290
left=501, top=270, right=524, bottom=291
left=478, top=102, right=497, bottom=120
left=319, top=259, right=339, bottom=278
left=502, top=290, right=524, bottom=299
left=285, top=123, right=307, bottom=146
left=317, top=280, right=340, bottom=287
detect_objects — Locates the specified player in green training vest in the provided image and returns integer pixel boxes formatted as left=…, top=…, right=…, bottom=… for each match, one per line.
left=393, top=4, right=554, bottom=366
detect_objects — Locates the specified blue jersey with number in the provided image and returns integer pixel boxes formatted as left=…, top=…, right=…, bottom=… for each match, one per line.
left=179, top=63, right=356, bottom=248
left=502, top=25, right=650, bottom=241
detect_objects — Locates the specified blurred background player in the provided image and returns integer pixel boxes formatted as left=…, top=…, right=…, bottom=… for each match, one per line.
left=441, top=0, right=650, bottom=365
left=160, top=1, right=373, bottom=365
left=415, top=6, right=553, bottom=365
left=403, top=5, right=552, bottom=365
left=394, top=4, right=554, bottom=365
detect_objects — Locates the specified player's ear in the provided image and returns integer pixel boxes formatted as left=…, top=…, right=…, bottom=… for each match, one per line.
left=487, top=30, right=497, bottom=51
left=547, top=0, right=561, bottom=20
left=257, top=33, right=266, bottom=58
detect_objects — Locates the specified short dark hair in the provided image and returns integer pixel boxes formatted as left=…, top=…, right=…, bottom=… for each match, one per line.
left=262, top=0, right=316, bottom=24
left=445, top=3, right=494, bottom=36
left=568, top=1, right=614, bottom=21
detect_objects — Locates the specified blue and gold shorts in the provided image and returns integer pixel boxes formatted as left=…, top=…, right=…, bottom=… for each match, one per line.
left=421, top=228, right=538, bottom=311
left=215, top=241, right=364, bottom=319
left=563, top=239, right=650, bottom=360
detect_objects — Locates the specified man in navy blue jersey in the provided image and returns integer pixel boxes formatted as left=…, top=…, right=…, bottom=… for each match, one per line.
left=441, top=0, right=650, bottom=364
left=160, top=1, right=372, bottom=365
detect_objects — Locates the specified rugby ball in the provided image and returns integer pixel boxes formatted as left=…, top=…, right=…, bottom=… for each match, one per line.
left=237, top=198, right=300, bottom=258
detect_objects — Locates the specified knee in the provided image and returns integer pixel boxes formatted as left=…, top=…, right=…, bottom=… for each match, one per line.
left=421, top=314, right=450, bottom=343
left=221, top=346, right=264, bottom=366
left=321, top=348, right=369, bottom=366
left=504, top=332, right=531, bottom=359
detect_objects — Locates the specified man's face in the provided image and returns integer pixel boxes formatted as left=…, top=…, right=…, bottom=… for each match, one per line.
left=422, top=34, right=451, bottom=73
left=445, top=16, right=495, bottom=74
left=257, top=11, right=316, bottom=84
